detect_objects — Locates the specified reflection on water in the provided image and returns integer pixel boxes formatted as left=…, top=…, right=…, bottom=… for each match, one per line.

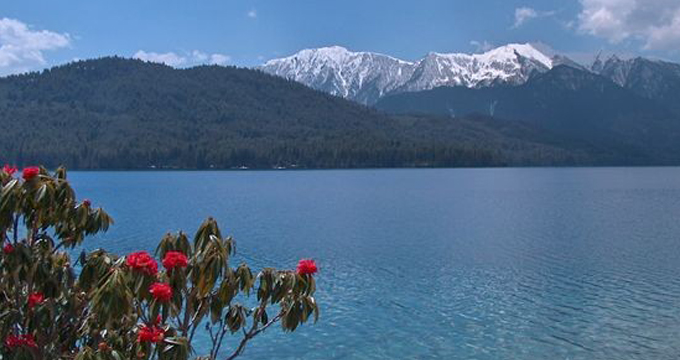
left=69, top=168, right=680, bottom=359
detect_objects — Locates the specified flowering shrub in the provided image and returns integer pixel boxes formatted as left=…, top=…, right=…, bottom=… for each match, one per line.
left=0, top=166, right=319, bottom=360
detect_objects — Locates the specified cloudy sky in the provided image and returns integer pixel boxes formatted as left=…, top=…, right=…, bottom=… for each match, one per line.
left=2, top=0, right=680, bottom=75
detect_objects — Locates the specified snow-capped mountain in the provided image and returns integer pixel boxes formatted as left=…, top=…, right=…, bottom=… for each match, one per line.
left=259, top=46, right=415, bottom=105
left=260, top=43, right=559, bottom=104
left=396, top=44, right=553, bottom=93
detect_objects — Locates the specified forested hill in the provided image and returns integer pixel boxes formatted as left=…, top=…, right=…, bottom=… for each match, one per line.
left=0, top=57, right=598, bottom=169
left=376, top=66, right=680, bottom=165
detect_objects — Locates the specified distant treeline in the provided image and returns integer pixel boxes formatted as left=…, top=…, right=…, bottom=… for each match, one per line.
left=0, top=57, right=618, bottom=169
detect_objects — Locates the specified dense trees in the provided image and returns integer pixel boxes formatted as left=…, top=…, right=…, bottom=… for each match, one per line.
left=0, top=58, right=605, bottom=169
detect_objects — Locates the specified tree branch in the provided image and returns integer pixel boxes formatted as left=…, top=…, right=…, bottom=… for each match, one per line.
left=224, top=312, right=283, bottom=360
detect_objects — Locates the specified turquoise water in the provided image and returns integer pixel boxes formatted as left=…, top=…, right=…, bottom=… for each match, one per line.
left=68, top=168, right=680, bottom=359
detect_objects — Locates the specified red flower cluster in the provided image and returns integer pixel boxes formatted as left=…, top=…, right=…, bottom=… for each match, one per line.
left=22, top=166, right=40, bottom=181
left=126, top=251, right=158, bottom=276
left=3, top=243, right=13, bottom=254
left=28, top=292, right=45, bottom=309
left=162, top=251, right=188, bottom=271
left=4, top=334, right=37, bottom=350
left=2, top=165, right=17, bottom=176
left=297, top=259, right=318, bottom=275
left=149, top=282, right=172, bottom=302
left=83, top=199, right=91, bottom=207
left=137, top=325, right=164, bottom=343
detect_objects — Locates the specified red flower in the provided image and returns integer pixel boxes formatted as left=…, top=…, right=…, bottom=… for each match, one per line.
left=22, top=335, right=37, bottom=348
left=22, top=166, right=40, bottom=181
left=3, top=243, right=13, bottom=254
left=137, top=325, right=164, bottom=343
left=126, top=251, right=158, bottom=276
left=4, top=335, right=20, bottom=349
left=149, top=282, right=172, bottom=302
left=2, top=165, right=17, bottom=176
left=296, top=259, right=318, bottom=275
left=83, top=199, right=91, bottom=207
left=4, top=334, right=37, bottom=350
left=162, top=251, right=188, bottom=271
left=28, top=292, right=45, bottom=309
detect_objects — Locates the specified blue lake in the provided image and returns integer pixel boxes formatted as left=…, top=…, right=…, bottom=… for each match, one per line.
left=68, top=168, right=680, bottom=360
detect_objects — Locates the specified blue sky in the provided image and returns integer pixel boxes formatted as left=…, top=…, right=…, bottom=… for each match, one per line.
left=2, top=0, right=680, bottom=75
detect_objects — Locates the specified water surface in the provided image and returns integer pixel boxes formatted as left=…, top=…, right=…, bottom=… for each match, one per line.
left=69, top=168, right=680, bottom=360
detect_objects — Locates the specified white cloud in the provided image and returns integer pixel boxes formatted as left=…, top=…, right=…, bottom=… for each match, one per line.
left=512, top=7, right=557, bottom=28
left=190, top=50, right=209, bottom=62
left=209, top=54, right=230, bottom=65
left=133, top=50, right=187, bottom=67
left=247, top=9, right=257, bottom=18
left=133, top=50, right=231, bottom=67
left=0, top=18, right=70, bottom=75
left=578, top=0, right=680, bottom=50
left=470, top=40, right=494, bottom=52
left=514, top=7, right=539, bottom=28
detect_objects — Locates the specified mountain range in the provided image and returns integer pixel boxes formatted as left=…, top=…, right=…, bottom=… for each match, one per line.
left=0, top=57, right=591, bottom=169
left=591, top=54, right=680, bottom=113
left=259, top=43, right=680, bottom=109
left=261, top=43, right=680, bottom=165
left=260, top=44, right=556, bottom=105
left=375, top=65, right=680, bottom=163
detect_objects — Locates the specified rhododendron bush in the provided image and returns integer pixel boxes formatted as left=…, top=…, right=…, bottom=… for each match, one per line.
left=0, top=166, right=319, bottom=360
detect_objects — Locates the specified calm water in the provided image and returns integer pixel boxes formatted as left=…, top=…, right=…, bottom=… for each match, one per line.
left=68, top=168, right=680, bottom=360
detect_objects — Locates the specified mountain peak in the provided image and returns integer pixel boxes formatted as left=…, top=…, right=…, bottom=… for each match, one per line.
left=605, top=54, right=623, bottom=64
left=299, top=45, right=350, bottom=57
left=265, top=45, right=351, bottom=66
left=479, top=43, right=552, bottom=67
left=262, top=46, right=415, bottom=69
left=424, top=43, right=552, bottom=68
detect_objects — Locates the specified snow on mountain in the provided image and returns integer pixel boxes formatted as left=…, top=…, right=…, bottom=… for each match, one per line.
left=397, top=44, right=553, bottom=93
left=259, top=43, right=559, bottom=104
left=259, top=46, right=415, bottom=105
